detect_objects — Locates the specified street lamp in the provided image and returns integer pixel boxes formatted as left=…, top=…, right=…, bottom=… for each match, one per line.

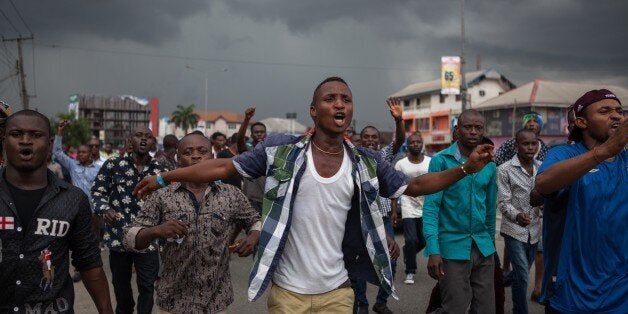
left=185, top=65, right=229, bottom=133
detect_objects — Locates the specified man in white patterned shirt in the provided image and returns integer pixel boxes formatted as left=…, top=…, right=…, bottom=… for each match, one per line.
left=497, top=129, right=542, bottom=314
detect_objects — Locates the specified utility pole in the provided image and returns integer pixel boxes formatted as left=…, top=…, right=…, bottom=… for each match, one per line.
left=2, top=36, right=33, bottom=109
left=460, top=0, right=467, bottom=111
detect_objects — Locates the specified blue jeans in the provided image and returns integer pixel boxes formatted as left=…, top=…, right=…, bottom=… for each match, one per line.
left=504, top=234, right=537, bottom=314
left=402, top=217, right=425, bottom=274
left=352, top=217, right=397, bottom=307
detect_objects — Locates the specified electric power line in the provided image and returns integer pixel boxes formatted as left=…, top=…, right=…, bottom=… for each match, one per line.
left=0, top=8, right=21, bottom=36
left=9, top=0, right=33, bottom=35
left=35, top=42, right=628, bottom=75
left=36, top=43, right=438, bottom=73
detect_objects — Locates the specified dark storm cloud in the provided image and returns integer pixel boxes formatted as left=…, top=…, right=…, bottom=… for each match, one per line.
left=225, top=0, right=628, bottom=72
left=3, top=1, right=209, bottom=45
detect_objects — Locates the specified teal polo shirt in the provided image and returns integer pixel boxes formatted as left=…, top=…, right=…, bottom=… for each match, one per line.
left=423, top=142, right=497, bottom=260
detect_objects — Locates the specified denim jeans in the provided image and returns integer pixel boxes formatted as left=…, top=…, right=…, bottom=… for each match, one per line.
left=504, top=234, right=537, bottom=314
left=402, top=217, right=425, bottom=274
left=352, top=216, right=397, bottom=307
left=109, top=250, right=159, bottom=314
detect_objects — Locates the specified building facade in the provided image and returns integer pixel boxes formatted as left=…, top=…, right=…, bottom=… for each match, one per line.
left=166, top=111, right=247, bottom=138
left=76, top=95, right=159, bottom=147
left=391, top=69, right=516, bottom=154
left=474, top=80, right=628, bottom=147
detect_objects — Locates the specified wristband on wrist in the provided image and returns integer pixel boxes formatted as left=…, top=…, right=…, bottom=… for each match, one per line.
left=460, top=164, right=470, bottom=176
left=156, top=175, right=169, bottom=188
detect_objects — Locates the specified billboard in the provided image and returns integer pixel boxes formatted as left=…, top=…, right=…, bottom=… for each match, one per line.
left=441, top=56, right=461, bottom=95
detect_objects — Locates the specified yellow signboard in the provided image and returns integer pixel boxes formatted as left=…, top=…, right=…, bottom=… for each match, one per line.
left=441, top=56, right=461, bottom=95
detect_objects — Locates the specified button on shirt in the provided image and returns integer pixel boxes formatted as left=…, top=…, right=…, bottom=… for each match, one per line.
left=0, top=170, right=102, bottom=312
left=497, top=155, right=542, bottom=244
left=92, top=155, right=166, bottom=252
left=53, top=136, right=101, bottom=207
left=123, top=182, right=261, bottom=313
left=423, top=142, right=497, bottom=260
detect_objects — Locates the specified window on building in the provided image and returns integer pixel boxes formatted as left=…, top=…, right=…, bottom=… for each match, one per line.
left=416, top=118, right=429, bottom=131
left=403, top=100, right=411, bottom=109
left=440, top=94, right=446, bottom=103
left=228, top=123, right=238, bottom=130
left=479, top=90, right=486, bottom=97
left=416, top=98, right=421, bottom=105
left=455, top=94, right=461, bottom=101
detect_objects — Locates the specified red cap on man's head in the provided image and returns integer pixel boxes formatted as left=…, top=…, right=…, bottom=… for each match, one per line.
left=573, top=89, right=621, bottom=117
left=568, top=89, right=622, bottom=142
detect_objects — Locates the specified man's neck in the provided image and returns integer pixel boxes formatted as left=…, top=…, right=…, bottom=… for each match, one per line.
left=312, top=128, right=344, bottom=147
left=79, top=160, right=92, bottom=167
left=4, top=166, right=48, bottom=190
left=456, top=142, right=476, bottom=158
left=407, top=152, right=424, bottom=164
left=517, top=154, right=534, bottom=168
left=164, top=150, right=176, bottom=159
left=92, top=153, right=100, bottom=160
left=183, top=181, right=209, bottom=191
left=132, top=152, right=150, bottom=167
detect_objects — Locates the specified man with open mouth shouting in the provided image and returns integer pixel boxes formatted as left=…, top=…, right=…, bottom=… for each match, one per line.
left=0, top=110, right=112, bottom=313
left=134, top=77, right=494, bottom=313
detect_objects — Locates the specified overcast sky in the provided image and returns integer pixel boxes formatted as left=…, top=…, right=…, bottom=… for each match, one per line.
left=1, top=0, right=627, bottom=131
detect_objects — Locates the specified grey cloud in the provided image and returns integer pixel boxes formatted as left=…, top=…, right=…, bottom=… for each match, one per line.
left=3, top=0, right=209, bottom=45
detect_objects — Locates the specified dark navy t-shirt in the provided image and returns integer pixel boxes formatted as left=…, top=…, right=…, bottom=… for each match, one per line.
left=538, top=142, right=627, bottom=313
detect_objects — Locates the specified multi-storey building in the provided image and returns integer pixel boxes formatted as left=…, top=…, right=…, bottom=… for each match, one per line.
left=76, top=95, right=159, bottom=147
left=391, top=69, right=516, bottom=154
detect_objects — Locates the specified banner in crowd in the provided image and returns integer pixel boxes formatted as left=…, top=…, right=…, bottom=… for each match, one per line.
left=68, top=94, right=79, bottom=118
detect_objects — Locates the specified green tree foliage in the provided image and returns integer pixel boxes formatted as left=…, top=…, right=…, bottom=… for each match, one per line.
left=51, top=111, right=92, bottom=148
left=171, top=104, right=200, bottom=134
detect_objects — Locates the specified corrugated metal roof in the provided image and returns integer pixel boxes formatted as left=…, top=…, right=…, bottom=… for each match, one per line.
left=474, top=80, right=628, bottom=110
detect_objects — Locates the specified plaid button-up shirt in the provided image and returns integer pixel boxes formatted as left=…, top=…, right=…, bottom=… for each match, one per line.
left=233, top=132, right=408, bottom=301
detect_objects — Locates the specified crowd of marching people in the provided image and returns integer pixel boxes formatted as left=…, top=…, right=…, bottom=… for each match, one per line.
left=0, top=78, right=625, bottom=314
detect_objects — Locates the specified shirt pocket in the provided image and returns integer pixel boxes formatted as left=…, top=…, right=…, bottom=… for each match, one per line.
left=264, top=167, right=293, bottom=201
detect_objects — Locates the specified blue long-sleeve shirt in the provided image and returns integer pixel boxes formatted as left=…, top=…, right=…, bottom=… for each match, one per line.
left=53, top=136, right=101, bottom=207
left=423, top=142, right=497, bottom=260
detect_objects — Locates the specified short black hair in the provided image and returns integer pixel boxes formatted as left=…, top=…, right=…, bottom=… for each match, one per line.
left=458, top=109, right=484, bottom=125
left=360, top=125, right=380, bottom=137
left=311, top=76, right=349, bottom=107
left=162, top=134, right=179, bottom=150
left=515, top=128, right=536, bottom=143
left=190, top=130, right=204, bottom=136
left=5, top=109, right=52, bottom=137
left=178, top=133, right=211, bottom=152
left=210, top=131, right=226, bottom=140
left=250, top=122, right=266, bottom=131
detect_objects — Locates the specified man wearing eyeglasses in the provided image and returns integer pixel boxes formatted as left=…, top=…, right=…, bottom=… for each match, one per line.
left=87, top=137, right=108, bottom=167
left=54, top=121, right=104, bottom=281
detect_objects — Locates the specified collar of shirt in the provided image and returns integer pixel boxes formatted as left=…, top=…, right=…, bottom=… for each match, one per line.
left=509, top=154, right=541, bottom=176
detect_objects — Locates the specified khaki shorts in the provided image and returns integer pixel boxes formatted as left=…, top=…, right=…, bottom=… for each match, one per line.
left=267, top=283, right=354, bottom=314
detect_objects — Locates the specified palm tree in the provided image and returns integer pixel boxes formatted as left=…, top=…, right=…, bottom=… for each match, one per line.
left=171, top=104, right=200, bottom=134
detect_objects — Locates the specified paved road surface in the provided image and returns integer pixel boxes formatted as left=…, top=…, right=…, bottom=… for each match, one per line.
left=74, top=231, right=545, bottom=313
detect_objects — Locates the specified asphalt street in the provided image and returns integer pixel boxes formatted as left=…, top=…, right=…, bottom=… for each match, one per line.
left=73, top=229, right=545, bottom=313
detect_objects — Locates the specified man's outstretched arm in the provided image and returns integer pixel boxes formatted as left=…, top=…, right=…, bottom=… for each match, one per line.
left=81, top=267, right=113, bottom=314
left=135, top=158, right=238, bottom=198
left=404, top=144, right=494, bottom=196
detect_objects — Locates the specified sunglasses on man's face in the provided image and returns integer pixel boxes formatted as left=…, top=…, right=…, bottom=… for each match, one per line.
left=88, top=144, right=99, bottom=148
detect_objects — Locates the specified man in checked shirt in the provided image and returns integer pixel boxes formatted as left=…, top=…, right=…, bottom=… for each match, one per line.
left=123, top=133, right=261, bottom=314
left=497, top=128, right=543, bottom=314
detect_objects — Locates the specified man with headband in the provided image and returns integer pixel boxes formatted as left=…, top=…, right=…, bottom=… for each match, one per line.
left=534, top=89, right=626, bottom=313
left=495, top=112, right=549, bottom=166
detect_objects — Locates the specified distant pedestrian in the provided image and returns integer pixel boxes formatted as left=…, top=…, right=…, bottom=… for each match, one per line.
left=394, top=132, right=431, bottom=286
left=498, top=128, right=543, bottom=314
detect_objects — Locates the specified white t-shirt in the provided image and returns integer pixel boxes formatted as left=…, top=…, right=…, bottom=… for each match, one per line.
left=272, top=146, right=354, bottom=294
left=394, top=156, right=431, bottom=218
